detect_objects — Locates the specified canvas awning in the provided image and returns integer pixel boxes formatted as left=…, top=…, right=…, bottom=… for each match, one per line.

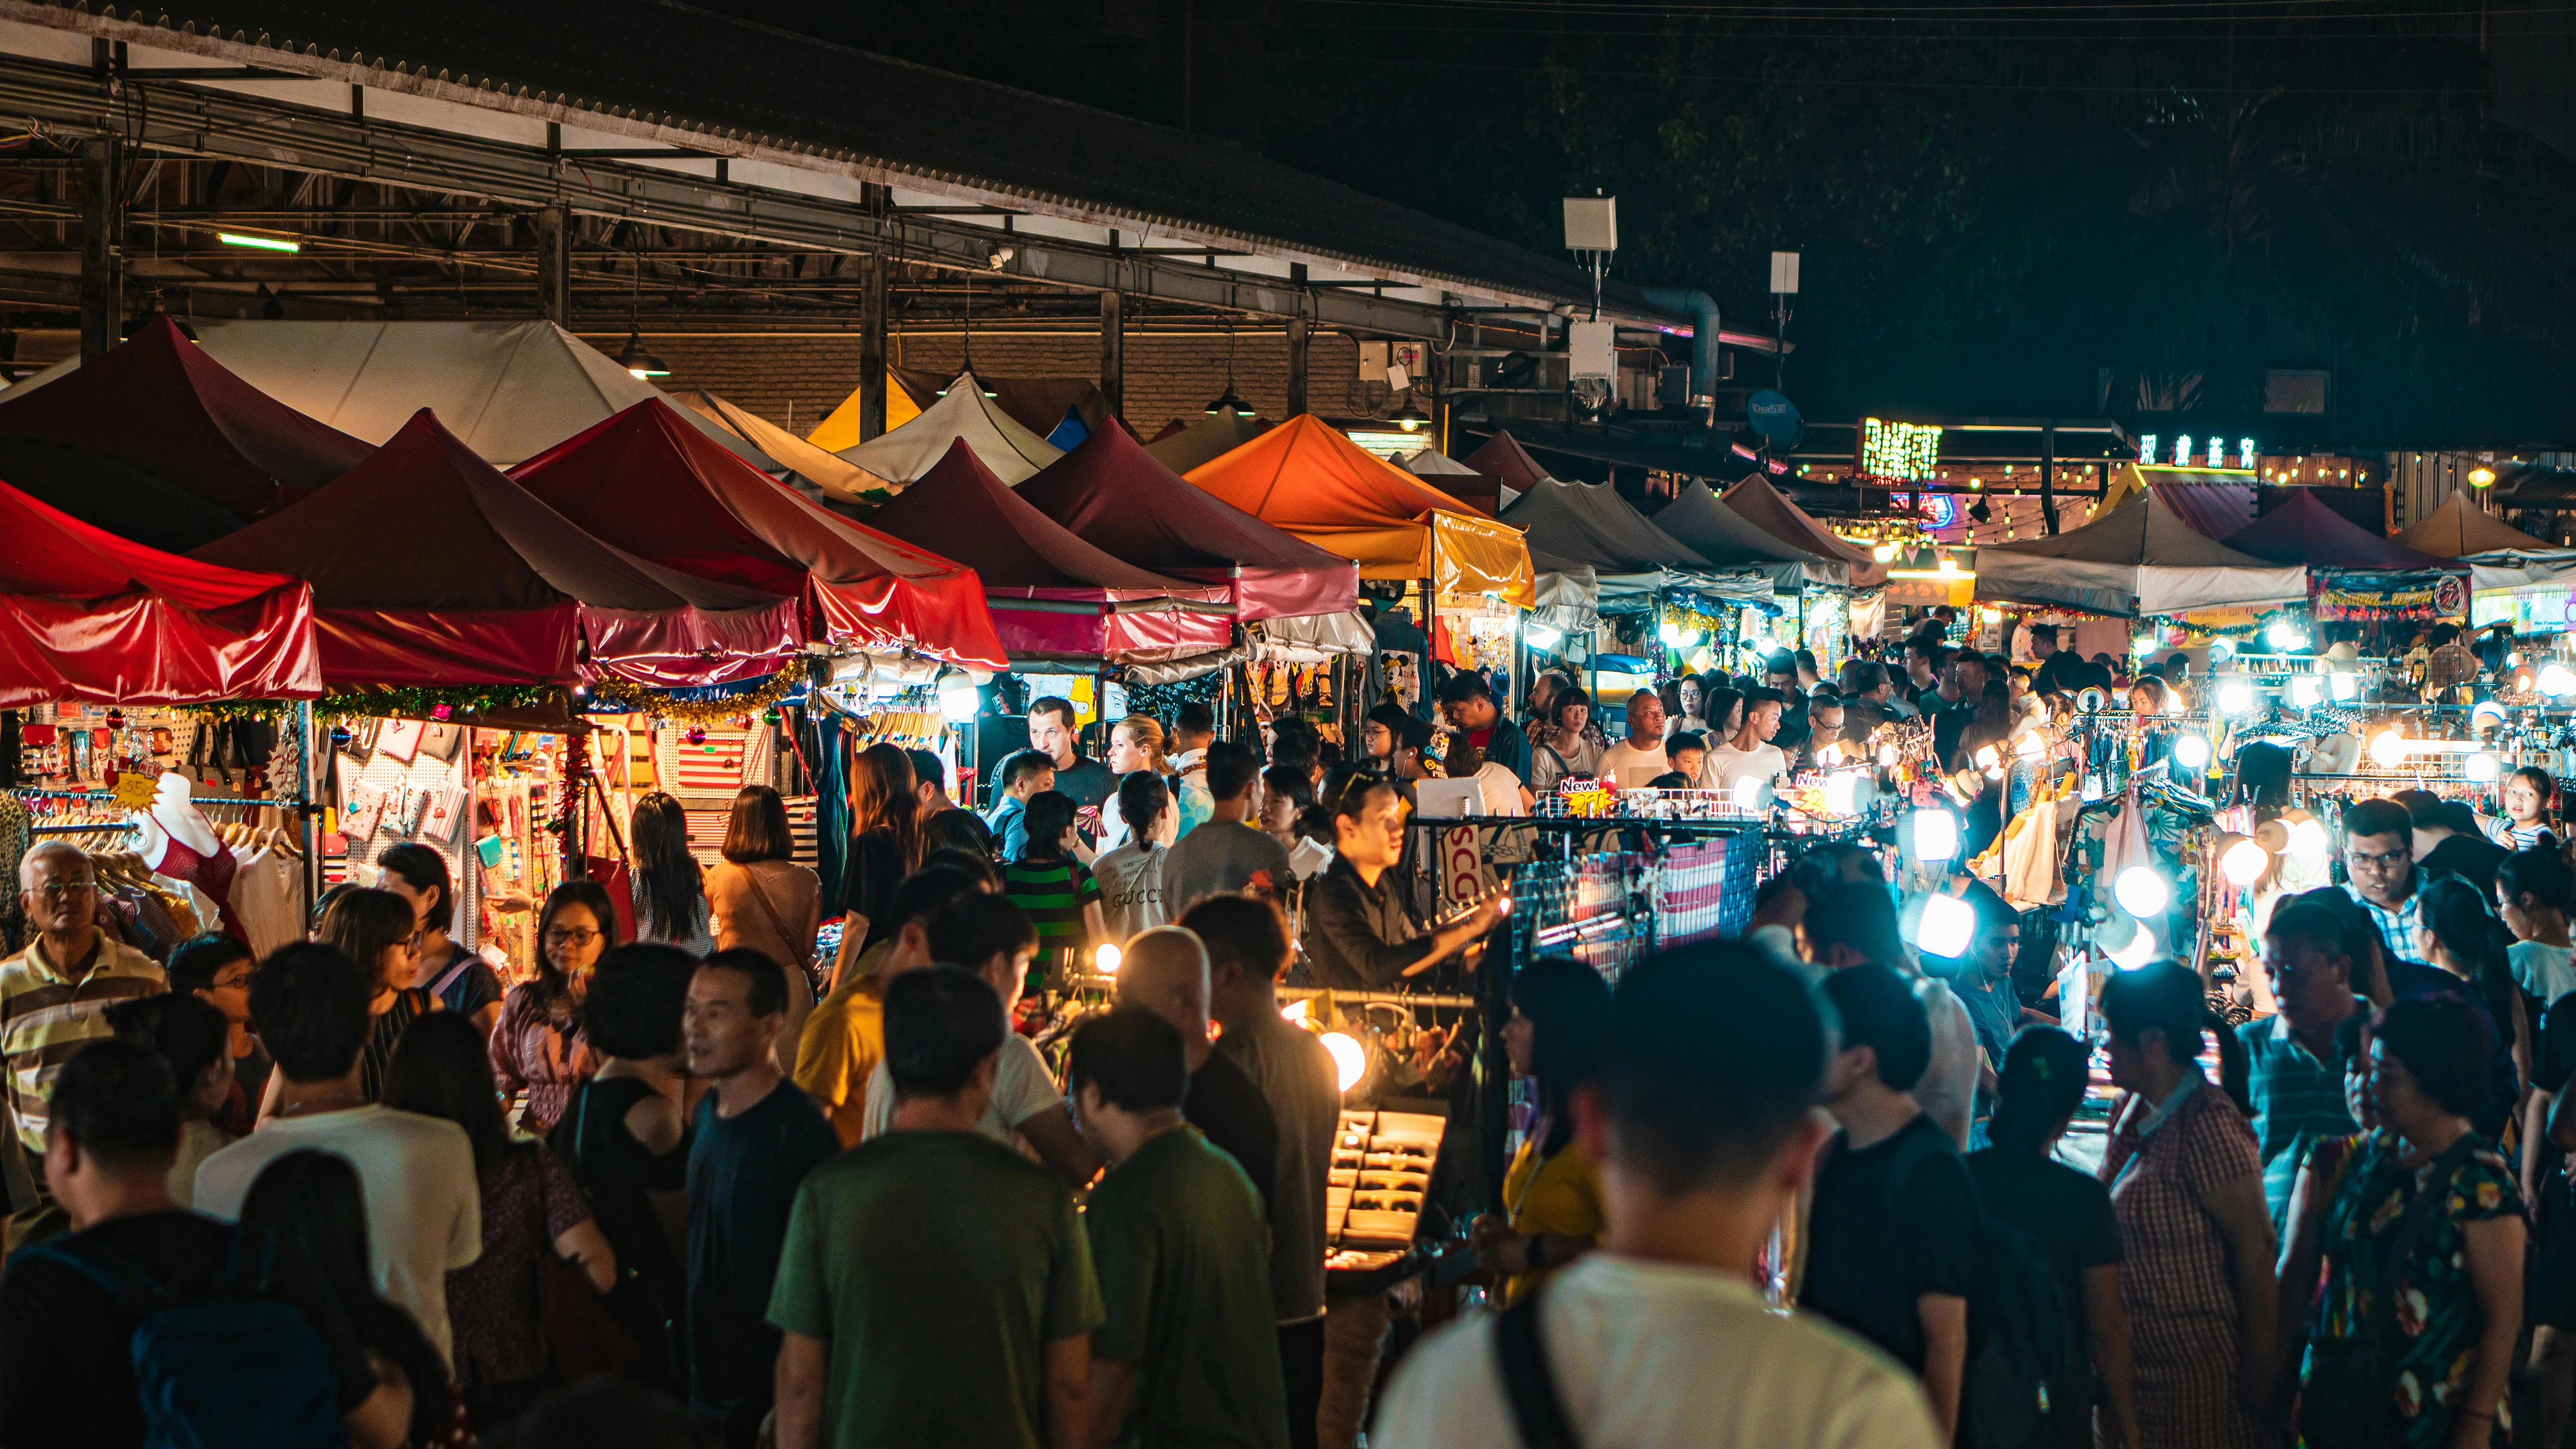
left=1016, top=421, right=1358, bottom=623
left=0, top=480, right=321, bottom=706
left=2394, top=492, right=2576, bottom=591
left=1463, top=431, right=1556, bottom=496
left=1499, top=478, right=1771, bottom=607
left=1975, top=493, right=2309, bottom=617
left=0, top=315, right=371, bottom=522
left=0, top=439, right=243, bottom=553
left=509, top=401, right=1009, bottom=671
left=835, top=372, right=1062, bottom=486
left=1721, top=475, right=1887, bottom=587
left=1141, top=413, right=1270, bottom=475
left=1649, top=481, right=1847, bottom=589
left=194, top=409, right=803, bottom=688
left=1400, top=449, right=1478, bottom=477
left=104, top=318, right=779, bottom=471
left=679, top=390, right=897, bottom=508
left=2223, top=489, right=2458, bottom=571
left=1184, top=415, right=1535, bottom=605
left=865, top=438, right=1233, bottom=663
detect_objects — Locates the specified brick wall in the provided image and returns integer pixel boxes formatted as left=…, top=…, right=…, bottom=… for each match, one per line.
left=583, top=329, right=1388, bottom=437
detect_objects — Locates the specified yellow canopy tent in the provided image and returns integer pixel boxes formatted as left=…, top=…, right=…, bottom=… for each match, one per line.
left=805, top=377, right=923, bottom=454
left=1184, top=415, right=1534, bottom=606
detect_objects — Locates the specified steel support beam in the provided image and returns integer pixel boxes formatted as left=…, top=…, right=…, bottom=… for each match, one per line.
left=1285, top=261, right=1308, bottom=415
left=858, top=248, right=887, bottom=442
left=0, top=56, right=1542, bottom=342
left=77, top=131, right=117, bottom=361
left=532, top=202, right=569, bottom=326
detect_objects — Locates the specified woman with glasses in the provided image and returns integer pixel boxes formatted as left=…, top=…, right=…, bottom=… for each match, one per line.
left=2096, top=960, right=2275, bottom=1449
left=316, top=886, right=437, bottom=1104
left=2294, top=996, right=2523, bottom=1449
left=490, top=880, right=618, bottom=1134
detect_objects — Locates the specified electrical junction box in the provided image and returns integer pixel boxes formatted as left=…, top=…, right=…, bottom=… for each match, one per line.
left=1568, top=320, right=1616, bottom=382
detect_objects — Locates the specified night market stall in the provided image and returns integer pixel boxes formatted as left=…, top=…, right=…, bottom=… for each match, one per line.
left=1139, top=412, right=1269, bottom=474
left=2396, top=492, right=2576, bottom=631
left=679, top=389, right=898, bottom=511
left=1975, top=491, right=2310, bottom=618
left=2223, top=488, right=2470, bottom=631
left=833, top=371, right=1063, bottom=486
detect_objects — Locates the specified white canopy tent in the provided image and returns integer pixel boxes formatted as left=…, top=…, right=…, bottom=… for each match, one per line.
left=1975, top=492, right=2308, bottom=616
left=4, top=319, right=777, bottom=470
left=2393, top=492, right=2576, bottom=594
left=836, top=371, right=1060, bottom=486
left=1400, top=448, right=1478, bottom=476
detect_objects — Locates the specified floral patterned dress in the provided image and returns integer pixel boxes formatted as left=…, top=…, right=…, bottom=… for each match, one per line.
left=2297, top=1131, right=2521, bottom=1448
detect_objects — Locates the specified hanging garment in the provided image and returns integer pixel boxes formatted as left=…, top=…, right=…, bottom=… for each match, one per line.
left=2099, top=788, right=2154, bottom=913
left=230, top=845, right=305, bottom=958
left=153, top=835, right=246, bottom=941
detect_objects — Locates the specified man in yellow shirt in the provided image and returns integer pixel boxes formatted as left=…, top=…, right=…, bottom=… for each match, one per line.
left=793, top=864, right=987, bottom=1147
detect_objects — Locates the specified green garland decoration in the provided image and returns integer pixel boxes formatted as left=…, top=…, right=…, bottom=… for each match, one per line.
left=173, top=684, right=567, bottom=724
left=582, top=668, right=808, bottom=724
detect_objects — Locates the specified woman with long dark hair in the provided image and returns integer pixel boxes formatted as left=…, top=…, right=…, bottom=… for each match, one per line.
left=705, top=784, right=819, bottom=1070
left=829, top=744, right=926, bottom=986
left=1527, top=686, right=1602, bottom=793
left=1968, top=1026, right=2144, bottom=1449
left=375, top=841, right=503, bottom=1036
left=238, top=1149, right=461, bottom=1449
left=386, top=1012, right=616, bottom=1432
left=2413, top=874, right=2530, bottom=1129
left=490, top=879, right=617, bottom=1134
left=1472, top=956, right=1611, bottom=1304
left=1092, top=770, right=1170, bottom=941
left=2296, top=996, right=2523, bottom=1449
left=315, top=886, right=438, bottom=1104
left=628, top=791, right=711, bottom=956
left=2096, top=960, right=2275, bottom=1449
left=548, top=943, right=696, bottom=1392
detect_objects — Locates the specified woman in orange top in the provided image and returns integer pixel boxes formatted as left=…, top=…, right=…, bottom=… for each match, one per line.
left=1473, top=955, right=1613, bottom=1303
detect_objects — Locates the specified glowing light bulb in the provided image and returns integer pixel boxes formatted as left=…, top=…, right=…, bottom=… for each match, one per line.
left=1658, top=621, right=1684, bottom=647
left=1824, top=770, right=1867, bottom=816
left=937, top=668, right=983, bottom=722
left=2208, top=639, right=2235, bottom=664
left=2542, top=664, right=2576, bottom=698
left=1973, top=744, right=2001, bottom=772
left=2217, top=679, right=2255, bottom=715
left=2108, top=923, right=2158, bottom=970
left=1319, top=1031, right=1367, bottom=1094
left=2221, top=837, right=2270, bottom=887
left=2288, top=675, right=2322, bottom=708
left=1281, top=999, right=1311, bottom=1024
left=2013, top=729, right=2046, bottom=760
left=2131, top=633, right=2159, bottom=658
left=2171, top=734, right=2211, bottom=771
left=1523, top=621, right=1562, bottom=650
left=2369, top=730, right=2409, bottom=768
left=1877, top=741, right=1901, bottom=769
left=1910, top=808, right=1959, bottom=862
left=1914, top=894, right=1976, bottom=958
left=1093, top=943, right=1122, bottom=975
left=1731, top=776, right=1765, bottom=809
left=2266, top=621, right=2308, bottom=650
left=2473, top=700, right=2506, bottom=731
left=2467, top=753, right=2500, bottom=783
left=1873, top=543, right=1898, bottom=562
left=2286, top=816, right=2329, bottom=859
left=2114, top=867, right=2170, bottom=919
left=2328, top=671, right=2359, bottom=702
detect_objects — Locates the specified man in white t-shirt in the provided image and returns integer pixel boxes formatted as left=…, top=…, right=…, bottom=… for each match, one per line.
left=1703, top=688, right=1792, bottom=796
left=1373, top=942, right=1941, bottom=1449
left=192, top=942, right=479, bottom=1364
left=1597, top=690, right=1670, bottom=789
left=857, top=896, right=1098, bottom=1186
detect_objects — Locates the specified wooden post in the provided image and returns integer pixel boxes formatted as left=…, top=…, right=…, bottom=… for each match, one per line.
left=1099, top=289, right=1125, bottom=424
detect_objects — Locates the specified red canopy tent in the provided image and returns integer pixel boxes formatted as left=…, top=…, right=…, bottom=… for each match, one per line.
left=1015, top=421, right=1358, bottom=624
left=864, top=438, right=1232, bottom=662
left=1463, top=431, right=1555, bottom=496
left=1720, top=474, right=1887, bottom=587
left=0, top=316, right=371, bottom=522
left=194, top=410, right=803, bottom=688
left=0, top=480, right=320, bottom=706
left=509, top=401, right=1008, bottom=671
left=2221, top=489, right=2458, bottom=570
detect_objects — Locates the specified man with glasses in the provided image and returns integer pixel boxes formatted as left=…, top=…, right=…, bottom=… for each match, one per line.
left=2339, top=798, right=2454, bottom=966
left=3, top=842, right=167, bottom=1240
left=1303, top=777, right=1507, bottom=990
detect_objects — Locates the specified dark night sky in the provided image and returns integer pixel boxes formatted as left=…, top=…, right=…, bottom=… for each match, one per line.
left=699, top=0, right=2576, bottom=446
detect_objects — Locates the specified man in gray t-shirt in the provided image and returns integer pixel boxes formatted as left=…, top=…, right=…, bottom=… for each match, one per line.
left=1187, top=893, right=1340, bottom=1449
left=1161, top=744, right=1291, bottom=915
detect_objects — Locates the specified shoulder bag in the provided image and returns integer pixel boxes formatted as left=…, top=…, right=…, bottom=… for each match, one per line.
left=538, top=1092, right=641, bottom=1380
left=1492, top=1280, right=1579, bottom=1449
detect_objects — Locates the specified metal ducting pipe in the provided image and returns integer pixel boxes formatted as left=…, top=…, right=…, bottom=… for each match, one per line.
left=1638, top=287, right=1719, bottom=401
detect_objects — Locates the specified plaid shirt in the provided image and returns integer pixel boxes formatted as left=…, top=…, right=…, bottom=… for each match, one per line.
left=0, top=933, right=165, bottom=1152
left=2343, top=869, right=2452, bottom=963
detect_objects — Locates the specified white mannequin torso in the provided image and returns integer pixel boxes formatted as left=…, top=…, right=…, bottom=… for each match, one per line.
left=133, top=772, right=222, bottom=872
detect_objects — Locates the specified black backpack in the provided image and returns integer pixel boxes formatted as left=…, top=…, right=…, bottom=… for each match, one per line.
left=1880, top=1130, right=2074, bottom=1449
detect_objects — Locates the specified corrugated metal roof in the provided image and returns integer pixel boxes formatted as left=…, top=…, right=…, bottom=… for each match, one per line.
left=22, top=0, right=1664, bottom=317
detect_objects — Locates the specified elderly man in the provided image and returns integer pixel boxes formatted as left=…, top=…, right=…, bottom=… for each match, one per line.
left=1802, top=688, right=1849, bottom=767
left=4, top=842, right=166, bottom=1234
left=2245, top=903, right=2366, bottom=1228
left=1115, top=926, right=1277, bottom=1213
left=1597, top=690, right=1669, bottom=789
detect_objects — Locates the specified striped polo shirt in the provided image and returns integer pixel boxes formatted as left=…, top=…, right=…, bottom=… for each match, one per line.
left=1001, top=857, right=1103, bottom=949
left=2236, top=1000, right=2367, bottom=1228
left=0, top=934, right=167, bottom=1152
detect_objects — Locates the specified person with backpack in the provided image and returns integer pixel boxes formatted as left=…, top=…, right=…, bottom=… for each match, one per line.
left=1799, top=962, right=1979, bottom=1439
left=1968, top=1027, right=2145, bottom=1449
left=1374, top=943, right=1941, bottom=1449
left=0, top=1038, right=408, bottom=1449
left=2097, top=961, right=2277, bottom=1449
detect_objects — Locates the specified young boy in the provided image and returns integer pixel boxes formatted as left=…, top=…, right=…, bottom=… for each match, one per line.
left=1649, top=731, right=1709, bottom=790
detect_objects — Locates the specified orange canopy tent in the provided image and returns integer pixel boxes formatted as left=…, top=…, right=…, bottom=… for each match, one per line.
left=1720, top=474, right=1886, bottom=588
left=1183, top=415, right=1534, bottom=606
